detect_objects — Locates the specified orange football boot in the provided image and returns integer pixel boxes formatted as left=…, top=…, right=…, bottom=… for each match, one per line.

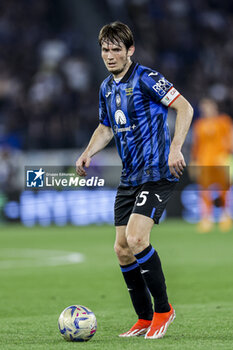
left=145, top=304, right=175, bottom=339
left=119, top=319, right=152, bottom=337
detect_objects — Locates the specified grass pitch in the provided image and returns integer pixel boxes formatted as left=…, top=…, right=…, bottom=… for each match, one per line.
left=0, top=220, right=232, bottom=350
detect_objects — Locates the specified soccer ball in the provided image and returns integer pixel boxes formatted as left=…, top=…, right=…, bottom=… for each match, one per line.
left=58, top=305, right=97, bottom=342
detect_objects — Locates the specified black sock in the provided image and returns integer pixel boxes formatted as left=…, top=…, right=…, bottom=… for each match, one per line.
left=120, top=261, right=153, bottom=320
left=135, top=245, right=170, bottom=313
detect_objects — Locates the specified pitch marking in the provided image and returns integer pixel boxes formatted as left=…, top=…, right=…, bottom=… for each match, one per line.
left=0, top=249, right=84, bottom=269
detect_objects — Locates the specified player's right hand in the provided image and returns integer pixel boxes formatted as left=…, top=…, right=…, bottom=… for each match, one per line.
left=76, top=154, right=91, bottom=177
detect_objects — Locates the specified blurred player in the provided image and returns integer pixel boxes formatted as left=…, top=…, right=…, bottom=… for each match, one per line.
left=76, top=22, right=193, bottom=339
left=191, top=98, right=233, bottom=232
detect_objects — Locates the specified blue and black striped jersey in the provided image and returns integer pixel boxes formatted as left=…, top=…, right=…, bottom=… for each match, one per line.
left=99, top=62, right=180, bottom=186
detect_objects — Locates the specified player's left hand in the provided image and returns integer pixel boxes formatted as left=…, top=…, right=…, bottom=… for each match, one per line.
left=168, top=148, right=186, bottom=179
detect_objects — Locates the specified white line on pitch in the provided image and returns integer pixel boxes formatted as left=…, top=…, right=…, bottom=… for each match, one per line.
left=0, top=249, right=85, bottom=269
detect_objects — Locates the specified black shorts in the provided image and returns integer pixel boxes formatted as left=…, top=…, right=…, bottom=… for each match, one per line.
left=114, top=179, right=176, bottom=226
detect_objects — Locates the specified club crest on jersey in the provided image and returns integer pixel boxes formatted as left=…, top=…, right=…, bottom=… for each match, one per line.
left=116, top=93, right=121, bottom=107
left=115, top=109, right=126, bottom=125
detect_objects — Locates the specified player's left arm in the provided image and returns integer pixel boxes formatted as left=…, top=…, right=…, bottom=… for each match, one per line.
left=168, top=95, right=194, bottom=178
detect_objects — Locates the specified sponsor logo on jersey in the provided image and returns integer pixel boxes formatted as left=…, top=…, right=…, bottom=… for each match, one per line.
left=105, top=91, right=112, bottom=98
left=148, top=71, right=158, bottom=77
left=152, top=78, right=172, bottom=96
left=114, top=109, right=126, bottom=125
left=113, top=124, right=136, bottom=134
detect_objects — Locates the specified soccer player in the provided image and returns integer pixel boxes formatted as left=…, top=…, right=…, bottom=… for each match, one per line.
left=76, top=22, right=193, bottom=339
left=191, top=98, right=232, bottom=232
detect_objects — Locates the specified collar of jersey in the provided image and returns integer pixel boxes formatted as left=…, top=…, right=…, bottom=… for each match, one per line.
left=111, top=61, right=137, bottom=84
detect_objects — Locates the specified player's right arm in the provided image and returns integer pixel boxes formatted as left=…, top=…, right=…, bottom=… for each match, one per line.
left=76, top=123, right=113, bottom=176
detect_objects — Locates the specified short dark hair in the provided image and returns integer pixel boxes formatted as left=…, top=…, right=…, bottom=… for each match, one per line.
left=98, top=21, right=134, bottom=50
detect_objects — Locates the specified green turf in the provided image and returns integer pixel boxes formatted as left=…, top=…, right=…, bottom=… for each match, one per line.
left=0, top=220, right=232, bottom=350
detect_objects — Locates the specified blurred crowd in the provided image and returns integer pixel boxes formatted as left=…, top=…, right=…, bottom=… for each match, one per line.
left=0, top=0, right=232, bottom=151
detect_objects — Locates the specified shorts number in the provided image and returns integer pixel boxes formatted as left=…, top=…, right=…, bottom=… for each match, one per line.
left=136, top=191, right=149, bottom=206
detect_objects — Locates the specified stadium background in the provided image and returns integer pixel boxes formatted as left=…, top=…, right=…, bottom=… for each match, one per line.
left=0, top=0, right=232, bottom=226
left=0, top=2, right=233, bottom=350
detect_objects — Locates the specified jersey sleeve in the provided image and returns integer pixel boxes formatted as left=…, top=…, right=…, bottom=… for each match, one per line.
left=140, top=70, right=180, bottom=107
left=99, top=86, right=111, bottom=127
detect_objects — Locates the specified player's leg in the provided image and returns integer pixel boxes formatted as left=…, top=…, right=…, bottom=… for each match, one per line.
left=125, top=180, right=176, bottom=339
left=126, top=213, right=175, bottom=339
left=218, top=190, right=232, bottom=232
left=215, top=168, right=232, bottom=232
left=198, top=190, right=213, bottom=233
left=114, top=225, right=135, bottom=265
left=126, top=213, right=170, bottom=313
left=115, top=225, right=153, bottom=337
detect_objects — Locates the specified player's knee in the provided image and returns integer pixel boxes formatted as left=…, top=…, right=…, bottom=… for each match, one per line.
left=114, top=243, right=131, bottom=261
left=114, top=245, right=133, bottom=265
left=126, top=233, right=146, bottom=254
